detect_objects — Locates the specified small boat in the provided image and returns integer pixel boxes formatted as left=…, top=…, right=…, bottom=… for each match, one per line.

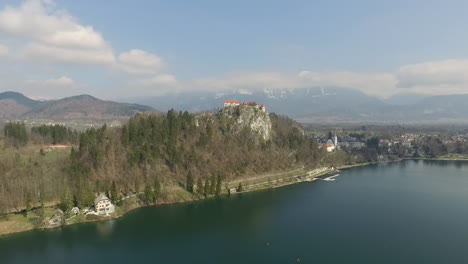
left=321, top=174, right=340, bottom=181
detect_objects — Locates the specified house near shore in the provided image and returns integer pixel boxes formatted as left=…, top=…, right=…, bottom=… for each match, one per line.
left=48, top=209, right=64, bottom=226
left=94, top=194, right=115, bottom=216
left=322, top=144, right=336, bottom=152
left=320, top=135, right=338, bottom=152
left=71, top=207, right=80, bottom=216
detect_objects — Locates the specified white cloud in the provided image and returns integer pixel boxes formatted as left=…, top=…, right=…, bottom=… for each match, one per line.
left=0, top=0, right=115, bottom=65
left=0, top=0, right=176, bottom=98
left=298, top=71, right=398, bottom=97
left=44, top=76, right=75, bottom=86
left=0, top=43, right=8, bottom=56
left=21, top=42, right=115, bottom=64
left=26, top=75, right=75, bottom=86
left=193, top=72, right=302, bottom=91
left=190, top=71, right=398, bottom=97
left=3, top=2, right=468, bottom=99
left=21, top=75, right=84, bottom=98
left=0, top=0, right=172, bottom=75
left=136, top=74, right=178, bottom=86
left=117, top=49, right=165, bottom=75
left=397, top=59, right=468, bottom=88
left=185, top=59, right=468, bottom=98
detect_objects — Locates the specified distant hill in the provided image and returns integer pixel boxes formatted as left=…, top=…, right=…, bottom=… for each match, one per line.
left=0, top=92, right=156, bottom=124
left=394, top=94, right=468, bottom=121
left=130, top=88, right=468, bottom=124
left=4, top=89, right=468, bottom=125
left=131, top=87, right=390, bottom=122
left=0, top=91, right=45, bottom=120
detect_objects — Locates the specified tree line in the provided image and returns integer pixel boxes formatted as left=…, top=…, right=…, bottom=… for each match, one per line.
left=4, top=122, right=79, bottom=147
left=1, top=110, right=330, bottom=214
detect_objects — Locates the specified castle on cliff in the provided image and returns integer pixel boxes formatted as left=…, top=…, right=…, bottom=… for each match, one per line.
left=223, top=100, right=266, bottom=112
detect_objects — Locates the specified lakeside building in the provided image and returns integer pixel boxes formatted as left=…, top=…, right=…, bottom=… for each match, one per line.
left=323, top=144, right=336, bottom=152
left=319, top=133, right=339, bottom=152
left=94, top=194, right=115, bottom=216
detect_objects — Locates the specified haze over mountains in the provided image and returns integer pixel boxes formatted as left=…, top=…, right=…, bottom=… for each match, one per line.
left=131, top=87, right=468, bottom=124
left=0, top=91, right=154, bottom=124
left=2, top=88, right=468, bottom=125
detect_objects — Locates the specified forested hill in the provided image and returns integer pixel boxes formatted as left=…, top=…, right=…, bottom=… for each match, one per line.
left=0, top=91, right=155, bottom=124
left=67, top=110, right=321, bottom=205
left=0, top=108, right=325, bottom=214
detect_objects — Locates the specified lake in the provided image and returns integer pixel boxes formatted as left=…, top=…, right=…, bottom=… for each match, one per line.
left=2, top=160, right=468, bottom=263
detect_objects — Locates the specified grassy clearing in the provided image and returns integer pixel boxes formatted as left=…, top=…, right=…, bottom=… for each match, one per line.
left=0, top=207, right=57, bottom=236
left=0, top=214, right=34, bottom=236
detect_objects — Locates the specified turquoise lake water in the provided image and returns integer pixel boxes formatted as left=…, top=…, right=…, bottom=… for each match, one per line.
left=1, top=160, right=468, bottom=263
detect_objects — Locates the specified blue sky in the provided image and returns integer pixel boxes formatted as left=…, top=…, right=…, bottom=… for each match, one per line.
left=1, top=0, right=468, bottom=99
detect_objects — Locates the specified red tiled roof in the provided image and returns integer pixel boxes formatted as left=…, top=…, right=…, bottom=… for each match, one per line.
left=224, top=100, right=240, bottom=104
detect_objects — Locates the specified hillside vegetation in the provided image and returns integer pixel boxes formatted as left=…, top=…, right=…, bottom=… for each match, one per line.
left=0, top=91, right=155, bottom=125
left=0, top=109, right=326, bottom=215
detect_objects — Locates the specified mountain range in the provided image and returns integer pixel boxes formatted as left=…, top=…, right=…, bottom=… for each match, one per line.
left=2, top=88, right=468, bottom=125
left=0, top=91, right=155, bottom=125
left=130, top=87, right=468, bottom=124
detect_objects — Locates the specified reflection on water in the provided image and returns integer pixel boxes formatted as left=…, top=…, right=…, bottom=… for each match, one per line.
left=96, top=220, right=115, bottom=238
left=2, top=160, right=468, bottom=264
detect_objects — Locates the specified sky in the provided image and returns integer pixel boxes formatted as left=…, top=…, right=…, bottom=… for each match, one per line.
left=1, top=0, right=468, bottom=99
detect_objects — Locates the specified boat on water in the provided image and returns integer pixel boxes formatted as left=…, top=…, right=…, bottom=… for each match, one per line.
left=321, top=174, right=340, bottom=181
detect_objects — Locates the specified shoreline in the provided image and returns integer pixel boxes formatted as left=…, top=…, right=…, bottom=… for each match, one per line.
left=405, top=157, right=468, bottom=161
left=3, top=158, right=466, bottom=238
left=0, top=166, right=336, bottom=238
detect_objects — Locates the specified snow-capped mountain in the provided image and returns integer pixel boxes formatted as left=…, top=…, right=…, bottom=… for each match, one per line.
left=129, top=87, right=468, bottom=124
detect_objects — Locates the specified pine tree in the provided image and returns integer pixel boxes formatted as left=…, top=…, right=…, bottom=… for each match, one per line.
left=215, top=175, right=222, bottom=196
left=204, top=179, right=210, bottom=197
left=209, top=176, right=216, bottom=195
left=197, top=178, right=204, bottom=195
left=110, top=181, right=118, bottom=202
left=153, top=177, right=161, bottom=202
left=237, top=182, right=243, bottom=192
left=25, top=192, right=32, bottom=212
left=39, top=192, right=45, bottom=217
left=144, top=183, right=154, bottom=205
left=186, top=171, right=194, bottom=193
left=59, top=189, right=73, bottom=212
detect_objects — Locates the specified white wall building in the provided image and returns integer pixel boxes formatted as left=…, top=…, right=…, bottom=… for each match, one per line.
left=94, top=194, right=115, bottom=216
left=223, top=100, right=241, bottom=107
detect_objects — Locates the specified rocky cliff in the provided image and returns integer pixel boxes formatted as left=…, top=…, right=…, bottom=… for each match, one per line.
left=220, top=104, right=272, bottom=141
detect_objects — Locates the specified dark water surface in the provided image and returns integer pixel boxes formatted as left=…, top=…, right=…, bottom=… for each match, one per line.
left=2, top=160, right=468, bottom=264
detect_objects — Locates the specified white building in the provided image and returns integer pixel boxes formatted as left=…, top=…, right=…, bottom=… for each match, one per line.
left=223, top=100, right=241, bottom=107
left=94, top=194, right=115, bottom=216
left=324, top=144, right=336, bottom=152
left=71, top=207, right=80, bottom=216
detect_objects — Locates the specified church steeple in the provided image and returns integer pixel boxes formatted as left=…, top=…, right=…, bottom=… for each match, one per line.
left=334, top=131, right=338, bottom=147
